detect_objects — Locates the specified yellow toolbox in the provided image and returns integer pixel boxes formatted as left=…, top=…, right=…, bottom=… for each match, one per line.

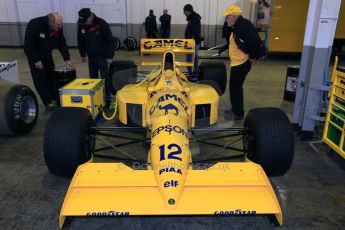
left=59, top=78, right=104, bottom=117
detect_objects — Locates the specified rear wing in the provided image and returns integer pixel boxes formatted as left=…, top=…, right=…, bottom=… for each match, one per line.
left=140, top=39, right=195, bottom=67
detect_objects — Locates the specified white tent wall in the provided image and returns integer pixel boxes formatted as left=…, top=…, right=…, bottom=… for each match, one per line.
left=0, top=0, right=256, bottom=47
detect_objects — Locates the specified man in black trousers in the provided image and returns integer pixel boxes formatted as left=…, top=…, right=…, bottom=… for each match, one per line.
left=24, top=12, right=72, bottom=110
left=159, top=9, right=171, bottom=38
left=222, top=5, right=264, bottom=120
left=183, top=4, right=201, bottom=78
left=145, top=9, right=158, bottom=38
left=77, top=8, right=114, bottom=106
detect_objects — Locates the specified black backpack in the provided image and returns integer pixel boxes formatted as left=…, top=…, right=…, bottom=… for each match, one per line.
left=255, top=41, right=267, bottom=60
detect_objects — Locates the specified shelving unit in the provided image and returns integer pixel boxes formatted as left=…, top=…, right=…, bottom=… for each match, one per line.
left=323, top=57, right=345, bottom=158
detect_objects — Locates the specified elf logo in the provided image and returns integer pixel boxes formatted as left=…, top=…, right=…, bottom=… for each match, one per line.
left=164, top=180, right=179, bottom=188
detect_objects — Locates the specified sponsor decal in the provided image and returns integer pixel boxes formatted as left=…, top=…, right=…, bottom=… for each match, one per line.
left=149, top=94, right=188, bottom=116
left=158, top=103, right=178, bottom=115
left=214, top=210, right=256, bottom=215
left=159, top=167, right=182, bottom=175
left=164, top=180, right=179, bottom=188
left=159, top=143, right=182, bottom=161
left=13, top=94, right=22, bottom=120
left=86, top=211, right=130, bottom=216
left=143, top=39, right=193, bottom=49
left=0, top=62, right=16, bottom=74
left=152, top=125, right=188, bottom=138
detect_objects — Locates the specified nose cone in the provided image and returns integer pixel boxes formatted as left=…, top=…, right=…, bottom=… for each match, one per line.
left=151, top=141, right=190, bottom=209
left=148, top=90, right=191, bottom=209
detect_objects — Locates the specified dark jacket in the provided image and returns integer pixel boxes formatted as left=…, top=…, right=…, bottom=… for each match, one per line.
left=160, top=14, right=171, bottom=30
left=231, top=16, right=264, bottom=59
left=219, top=21, right=232, bottom=54
left=77, top=15, right=114, bottom=59
left=185, top=11, right=201, bottom=44
left=24, top=15, right=70, bottom=66
left=145, top=15, right=158, bottom=33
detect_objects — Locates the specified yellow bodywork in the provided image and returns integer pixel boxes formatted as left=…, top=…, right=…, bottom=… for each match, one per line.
left=59, top=39, right=283, bottom=227
left=323, top=57, right=345, bottom=158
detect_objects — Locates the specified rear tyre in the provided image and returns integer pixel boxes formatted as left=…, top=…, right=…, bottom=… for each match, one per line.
left=0, top=81, right=38, bottom=135
left=198, top=80, right=223, bottom=96
left=244, top=108, right=294, bottom=176
left=108, top=60, right=137, bottom=95
left=199, top=62, right=227, bottom=95
left=44, top=107, right=94, bottom=177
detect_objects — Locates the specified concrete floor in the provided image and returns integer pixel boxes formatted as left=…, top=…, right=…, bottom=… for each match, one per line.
left=0, top=48, right=345, bottom=230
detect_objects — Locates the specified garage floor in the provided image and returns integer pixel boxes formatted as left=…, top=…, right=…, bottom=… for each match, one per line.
left=0, top=48, right=345, bottom=230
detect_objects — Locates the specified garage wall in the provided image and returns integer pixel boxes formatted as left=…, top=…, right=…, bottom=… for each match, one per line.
left=0, top=0, right=257, bottom=47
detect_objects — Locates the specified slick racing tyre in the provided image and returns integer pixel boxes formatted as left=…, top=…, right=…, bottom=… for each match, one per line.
left=0, top=80, right=38, bottom=135
left=244, top=107, right=294, bottom=176
left=199, top=62, right=227, bottom=96
left=108, top=60, right=137, bottom=95
left=44, top=107, right=94, bottom=177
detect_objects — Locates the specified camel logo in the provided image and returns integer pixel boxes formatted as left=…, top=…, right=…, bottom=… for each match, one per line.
left=158, top=103, right=178, bottom=115
left=149, top=94, right=188, bottom=116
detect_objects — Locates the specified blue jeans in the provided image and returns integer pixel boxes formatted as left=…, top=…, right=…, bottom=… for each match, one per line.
left=186, top=44, right=200, bottom=76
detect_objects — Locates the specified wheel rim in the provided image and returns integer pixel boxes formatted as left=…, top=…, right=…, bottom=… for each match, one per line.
left=20, top=95, right=37, bottom=124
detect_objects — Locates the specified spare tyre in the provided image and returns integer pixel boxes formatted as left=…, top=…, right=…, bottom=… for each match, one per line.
left=0, top=80, right=38, bottom=135
left=123, top=37, right=138, bottom=51
left=244, top=107, right=294, bottom=176
left=113, top=36, right=121, bottom=51
left=199, top=62, right=227, bottom=95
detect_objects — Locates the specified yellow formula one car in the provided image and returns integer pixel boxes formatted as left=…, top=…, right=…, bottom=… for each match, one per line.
left=43, top=39, right=294, bottom=228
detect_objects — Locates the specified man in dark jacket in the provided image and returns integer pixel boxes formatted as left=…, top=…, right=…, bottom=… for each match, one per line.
left=145, top=10, right=158, bottom=38
left=183, top=4, right=201, bottom=78
left=24, top=12, right=72, bottom=110
left=222, top=5, right=263, bottom=120
left=77, top=8, right=114, bottom=106
left=159, top=9, right=171, bottom=38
